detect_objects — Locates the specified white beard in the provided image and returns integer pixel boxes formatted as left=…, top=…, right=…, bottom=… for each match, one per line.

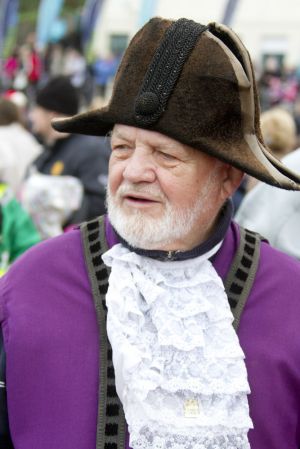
left=106, top=170, right=219, bottom=250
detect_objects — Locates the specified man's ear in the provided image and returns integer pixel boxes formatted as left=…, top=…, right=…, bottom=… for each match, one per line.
left=220, top=163, right=244, bottom=201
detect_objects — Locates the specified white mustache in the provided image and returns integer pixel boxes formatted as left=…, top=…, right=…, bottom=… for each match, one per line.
left=116, top=183, right=166, bottom=201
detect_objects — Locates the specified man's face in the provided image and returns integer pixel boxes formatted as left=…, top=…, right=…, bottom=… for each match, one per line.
left=30, top=106, right=54, bottom=140
left=107, top=124, right=228, bottom=251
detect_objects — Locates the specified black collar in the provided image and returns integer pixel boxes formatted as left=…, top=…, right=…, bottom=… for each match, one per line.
left=114, top=199, right=233, bottom=261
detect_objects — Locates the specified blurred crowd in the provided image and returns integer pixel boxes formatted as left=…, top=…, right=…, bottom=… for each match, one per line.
left=1, top=38, right=300, bottom=273
left=0, top=36, right=119, bottom=274
left=1, top=39, right=121, bottom=106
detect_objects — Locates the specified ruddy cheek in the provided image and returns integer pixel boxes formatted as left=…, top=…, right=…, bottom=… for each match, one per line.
left=161, top=178, right=183, bottom=199
left=109, top=162, right=124, bottom=191
left=108, top=174, right=120, bottom=197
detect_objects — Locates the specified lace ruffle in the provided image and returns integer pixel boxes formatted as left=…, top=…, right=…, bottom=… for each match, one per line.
left=102, top=244, right=253, bottom=449
left=131, top=426, right=251, bottom=449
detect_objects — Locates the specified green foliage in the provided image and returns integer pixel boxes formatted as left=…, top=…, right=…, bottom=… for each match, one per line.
left=19, top=0, right=84, bottom=14
left=62, top=0, right=85, bottom=13
left=19, top=0, right=40, bottom=13
left=3, top=28, right=18, bottom=57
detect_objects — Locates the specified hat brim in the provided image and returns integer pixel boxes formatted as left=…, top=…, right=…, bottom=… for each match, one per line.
left=52, top=108, right=117, bottom=136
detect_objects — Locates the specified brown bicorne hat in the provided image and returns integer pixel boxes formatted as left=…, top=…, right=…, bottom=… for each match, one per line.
left=52, top=17, right=300, bottom=190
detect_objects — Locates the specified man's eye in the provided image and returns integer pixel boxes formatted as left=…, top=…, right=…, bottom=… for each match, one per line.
left=158, top=151, right=177, bottom=160
left=111, top=145, right=132, bottom=159
left=112, top=145, right=130, bottom=151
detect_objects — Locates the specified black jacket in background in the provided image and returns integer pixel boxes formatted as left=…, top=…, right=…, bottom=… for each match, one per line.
left=33, top=134, right=110, bottom=223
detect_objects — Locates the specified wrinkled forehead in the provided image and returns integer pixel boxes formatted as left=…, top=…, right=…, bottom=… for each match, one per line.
left=111, top=123, right=178, bottom=142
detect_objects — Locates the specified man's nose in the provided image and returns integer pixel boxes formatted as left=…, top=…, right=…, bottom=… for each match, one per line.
left=122, top=149, right=156, bottom=183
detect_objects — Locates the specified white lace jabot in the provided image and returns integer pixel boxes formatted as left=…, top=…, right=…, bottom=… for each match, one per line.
left=102, top=243, right=253, bottom=449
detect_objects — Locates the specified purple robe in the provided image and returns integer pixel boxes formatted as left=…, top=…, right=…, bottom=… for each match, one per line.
left=1, top=219, right=300, bottom=448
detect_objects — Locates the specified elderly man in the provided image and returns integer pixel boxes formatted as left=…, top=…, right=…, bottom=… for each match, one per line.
left=1, top=17, right=300, bottom=449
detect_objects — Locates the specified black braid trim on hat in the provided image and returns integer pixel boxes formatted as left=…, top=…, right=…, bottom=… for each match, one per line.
left=134, top=18, right=208, bottom=126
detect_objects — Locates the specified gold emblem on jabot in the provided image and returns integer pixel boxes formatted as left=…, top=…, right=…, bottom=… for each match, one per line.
left=184, top=398, right=201, bottom=418
left=51, top=161, right=64, bottom=175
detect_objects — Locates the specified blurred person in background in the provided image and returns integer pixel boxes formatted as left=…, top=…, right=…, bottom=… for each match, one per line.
left=2, top=50, right=20, bottom=91
left=24, top=44, right=42, bottom=101
left=261, top=107, right=296, bottom=158
left=258, top=58, right=299, bottom=112
left=43, top=43, right=64, bottom=79
left=0, top=182, right=41, bottom=275
left=292, top=94, right=300, bottom=146
left=244, top=107, right=297, bottom=191
left=236, top=147, right=300, bottom=259
left=0, top=98, right=41, bottom=195
left=3, top=90, right=30, bottom=127
left=27, top=75, right=110, bottom=226
left=63, top=47, right=87, bottom=105
left=92, top=54, right=120, bottom=99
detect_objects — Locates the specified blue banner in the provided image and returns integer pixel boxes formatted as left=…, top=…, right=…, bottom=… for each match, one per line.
left=221, top=0, right=240, bottom=26
left=36, top=0, right=64, bottom=50
left=0, top=0, right=19, bottom=56
left=81, top=0, right=105, bottom=49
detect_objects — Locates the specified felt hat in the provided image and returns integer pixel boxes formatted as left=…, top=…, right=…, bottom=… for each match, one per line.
left=52, top=18, right=300, bottom=190
left=36, top=76, right=79, bottom=116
